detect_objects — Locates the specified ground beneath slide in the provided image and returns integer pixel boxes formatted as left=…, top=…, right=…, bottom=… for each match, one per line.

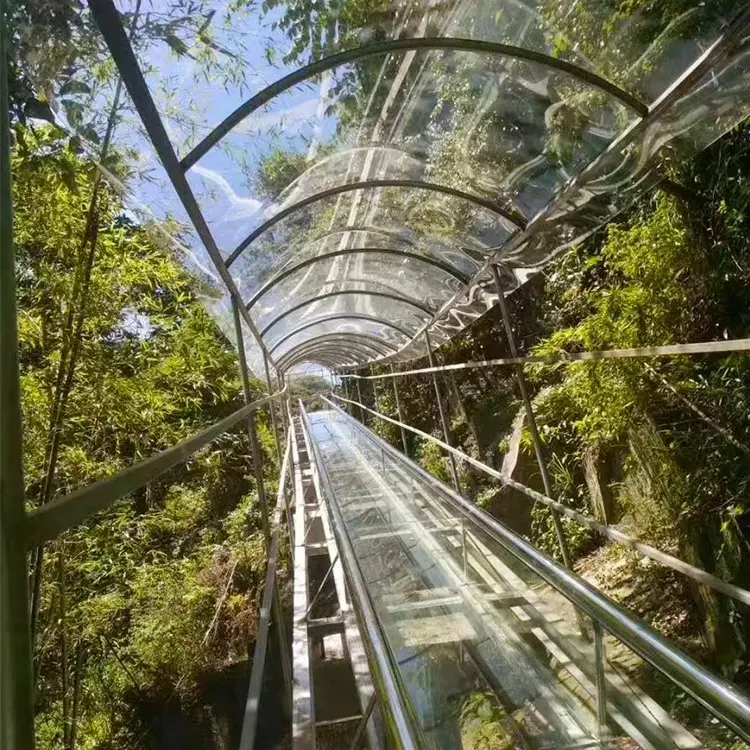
left=306, top=408, right=702, bottom=750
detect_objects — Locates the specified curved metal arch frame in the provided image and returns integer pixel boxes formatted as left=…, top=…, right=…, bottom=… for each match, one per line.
left=181, top=37, right=648, bottom=170
left=280, top=338, right=386, bottom=363
left=268, top=313, right=412, bottom=355
left=301, top=351, right=361, bottom=367
left=245, top=246, right=471, bottom=308
left=282, top=349, right=377, bottom=372
left=283, top=347, right=368, bottom=371
left=286, top=343, right=366, bottom=368
left=288, top=352, right=359, bottom=371
left=260, top=289, right=433, bottom=337
left=278, top=332, right=394, bottom=361
left=277, top=333, right=394, bottom=368
left=227, top=179, right=526, bottom=266
left=279, top=223, right=488, bottom=266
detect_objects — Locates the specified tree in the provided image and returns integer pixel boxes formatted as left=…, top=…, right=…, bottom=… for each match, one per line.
left=16, top=127, right=275, bottom=748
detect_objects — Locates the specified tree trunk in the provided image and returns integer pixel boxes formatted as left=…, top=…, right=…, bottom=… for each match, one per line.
left=581, top=446, right=614, bottom=524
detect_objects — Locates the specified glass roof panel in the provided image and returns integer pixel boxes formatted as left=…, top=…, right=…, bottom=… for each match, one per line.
left=227, top=184, right=506, bottom=306
left=89, top=0, right=750, bottom=372
left=249, top=251, right=465, bottom=332
left=273, top=318, right=409, bottom=360
left=185, top=48, right=637, bottom=256
left=264, top=294, right=429, bottom=349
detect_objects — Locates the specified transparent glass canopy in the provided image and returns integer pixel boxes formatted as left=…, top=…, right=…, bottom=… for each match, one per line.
left=92, top=0, right=750, bottom=373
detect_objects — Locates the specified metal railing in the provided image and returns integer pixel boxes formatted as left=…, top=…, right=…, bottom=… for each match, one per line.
left=2, top=373, right=289, bottom=746
left=26, top=387, right=287, bottom=547
left=313, top=396, right=750, bottom=744
left=239, top=429, right=293, bottom=750
left=299, top=402, right=427, bottom=750
left=327, top=393, right=750, bottom=607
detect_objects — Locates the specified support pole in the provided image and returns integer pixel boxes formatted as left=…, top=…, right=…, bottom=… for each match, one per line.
left=0, top=0, right=35, bottom=741
left=355, top=374, right=365, bottom=423
left=424, top=330, right=460, bottom=491
left=371, top=368, right=380, bottom=413
left=348, top=693, right=378, bottom=750
left=390, top=365, right=409, bottom=456
left=340, top=374, right=350, bottom=415
left=232, top=298, right=271, bottom=542
left=594, top=621, right=608, bottom=739
left=491, top=265, right=574, bottom=570
left=263, top=352, right=283, bottom=464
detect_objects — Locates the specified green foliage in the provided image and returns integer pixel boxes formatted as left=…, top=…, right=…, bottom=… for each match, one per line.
left=262, top=0, right=395, bottom=65
left=459, top=693, right=514, bottom=750
left=416, top=438, right=450, bottom=484
left=255, top=148, right=310, bottom=199
left=15, top=127, right=274, bottom=748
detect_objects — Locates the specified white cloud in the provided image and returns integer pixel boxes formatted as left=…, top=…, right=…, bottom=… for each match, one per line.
left=191, top=163, right=263, bottom=224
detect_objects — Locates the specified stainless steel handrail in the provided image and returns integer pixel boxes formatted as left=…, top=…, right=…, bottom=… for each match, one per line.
left=319, top=397, right=750, bottom=743
left=27, top=386, right=288, bottom=546
left=326, top=393, right=750, bottom=606
left=298, top=403, right=427, bottom=750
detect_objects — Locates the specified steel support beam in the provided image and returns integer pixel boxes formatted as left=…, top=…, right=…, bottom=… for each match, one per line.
left=0, top=0, right=34, bottom=740
left=233, top=298, right=271, bottom=542
left=356, top=376, right=365, bottom=424
left=490, top=265, right=574, bottom=570
left=424, top=331, right=460, bottom=491
left=263, top=352, right=283, bottom=465
left=347, top=693, right=378, bottom=750
left=594, top=621, right=608, bottom=739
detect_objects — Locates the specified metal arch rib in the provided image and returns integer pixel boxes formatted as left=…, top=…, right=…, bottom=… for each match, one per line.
left=281, top=348, right=380, bottom=372
left=290, top=354, right=358, bottom=370
left=283, top=348, right=368, bottom=371
left=277, top=333, right=394, bottom=368
left=245, top=247, right=470, bottom=308
left=285, top=346, right=364, bottom=370
left=268, top=314, right=412, bottom=355
left=278, top=333, right=394, bottom=362
left=227, top=180, right=526, bottom=266
left=181, top=37, right=648, bottom=170
left=278, top=224, right=484, bottom=265
left=260, top=290, right=433, bottom=337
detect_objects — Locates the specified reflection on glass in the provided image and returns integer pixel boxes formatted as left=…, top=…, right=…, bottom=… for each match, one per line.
left=306, top=407, right=750, bottom=748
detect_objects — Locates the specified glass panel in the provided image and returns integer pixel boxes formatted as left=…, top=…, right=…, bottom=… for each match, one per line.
left=602, top=631, right=750, bottom=749
left=308, top=408, right=611, bottom=748
left=273, top=319, right=408, bottom=361
left=247, top=243, right=467, bottom=332
left=85, top=1, right=750, bottom=373
left=265, top=296, right=428, bottom=348
left=187, top=49, right=635, bottom=255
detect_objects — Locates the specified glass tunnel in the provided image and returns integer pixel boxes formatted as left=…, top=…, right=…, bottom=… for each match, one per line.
left=5, top=0, right=750, bottom=749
